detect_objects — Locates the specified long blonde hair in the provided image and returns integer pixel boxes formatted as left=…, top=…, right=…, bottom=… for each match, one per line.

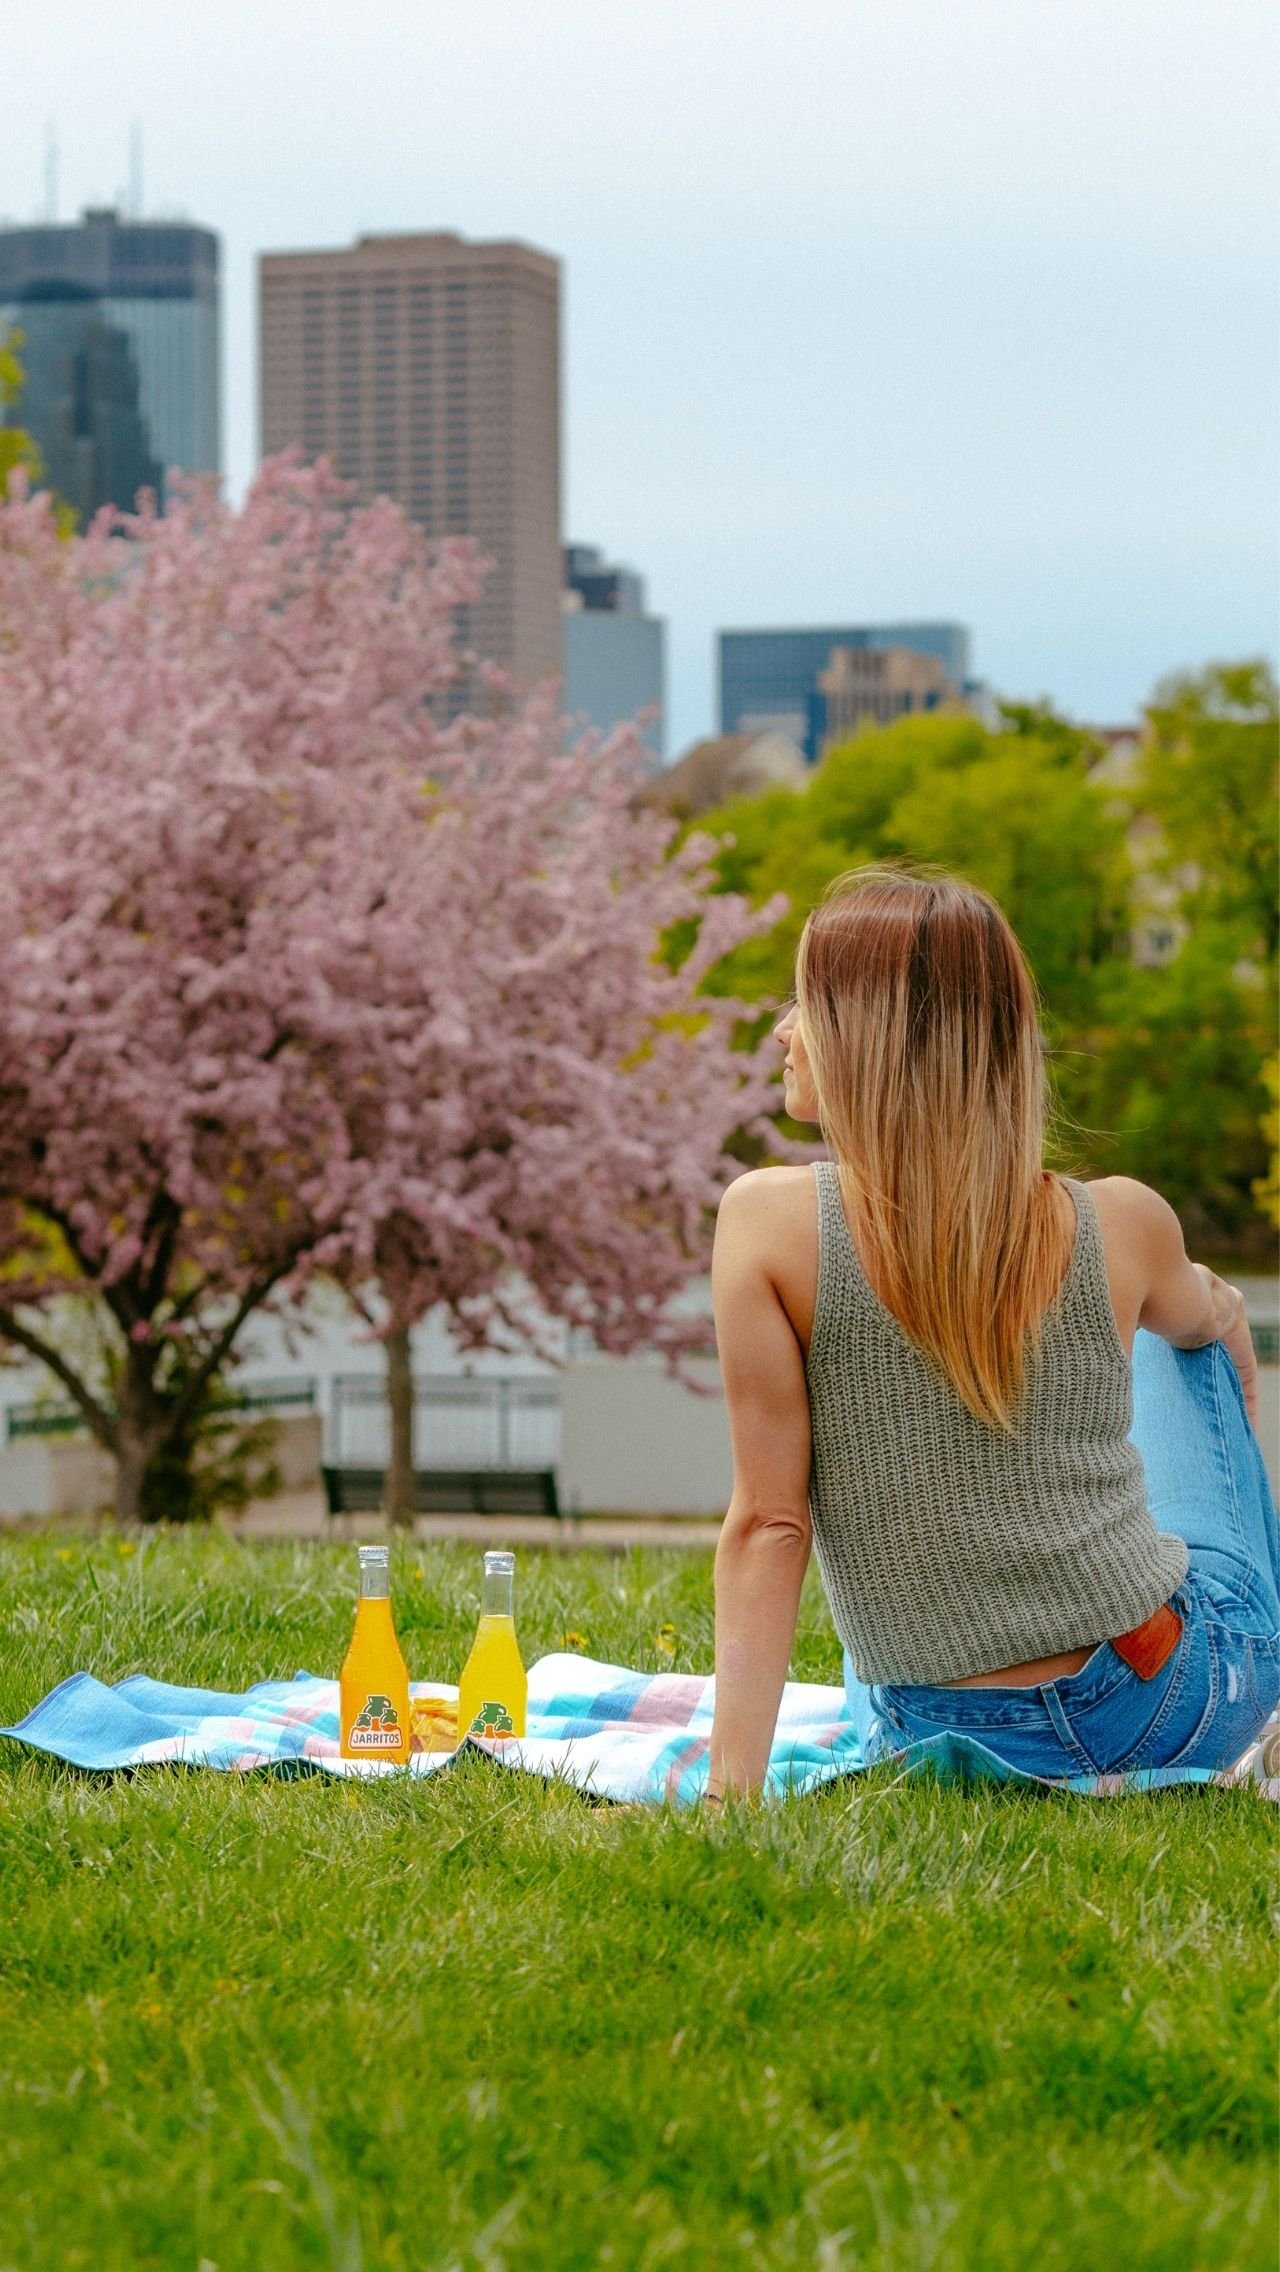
left=795, top=867, right=1069, bottom=1430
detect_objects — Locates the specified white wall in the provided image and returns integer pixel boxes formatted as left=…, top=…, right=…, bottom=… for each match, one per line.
left=0, top=1437, right=116, bottom=1519
left=0, top=1414, right=322, bottom=1521
left=555, top=1355, right=1280, bottom=1519
left=557, top=1355, right=731, bottom=1517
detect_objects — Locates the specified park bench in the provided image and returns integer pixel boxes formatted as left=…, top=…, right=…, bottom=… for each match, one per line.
left=322, top=1373, right=562, bottom=1521
left=321, top=1464, right=561, bottom=1519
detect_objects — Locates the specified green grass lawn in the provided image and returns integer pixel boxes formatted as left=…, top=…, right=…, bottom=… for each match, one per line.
left=0, top=1531, right=1275, bottom=2272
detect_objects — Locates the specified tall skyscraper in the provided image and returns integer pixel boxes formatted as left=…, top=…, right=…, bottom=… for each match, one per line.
left=259, top=231, right=562, bottom=690
left=0, top=208, right=220, bottom=522
left=563, top=542, right=666, bottom=760
left=719, top=621, right=973, bottom=761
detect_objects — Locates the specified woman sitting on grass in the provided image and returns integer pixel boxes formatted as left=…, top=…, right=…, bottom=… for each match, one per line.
left=708, top=867, right=1278, bottom=1797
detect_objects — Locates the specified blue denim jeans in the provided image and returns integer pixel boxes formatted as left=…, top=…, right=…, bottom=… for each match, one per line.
left=846, top=1334, right=1280, bottom=1778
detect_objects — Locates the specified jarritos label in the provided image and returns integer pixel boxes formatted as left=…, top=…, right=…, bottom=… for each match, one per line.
left=347, top=1693, right=404, bottom=1752
left=467, top=1699, right=516, bottom=1738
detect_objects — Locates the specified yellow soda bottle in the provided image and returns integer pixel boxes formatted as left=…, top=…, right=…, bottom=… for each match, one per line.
left=339, top=1544, right=411, bottom=1762
left=458, top=1550, right=527, bottom=1740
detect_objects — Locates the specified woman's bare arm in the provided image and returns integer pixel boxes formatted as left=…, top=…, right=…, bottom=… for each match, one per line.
left=1121, top=1179, right=1259, bottom=1425
left=707, top=1173, right=814, bottom=1799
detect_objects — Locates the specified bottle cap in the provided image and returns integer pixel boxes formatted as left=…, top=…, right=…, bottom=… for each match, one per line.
left=358, top=1545, right=390, bottom=1567
left=483, top=1550, right=515, bottom=1575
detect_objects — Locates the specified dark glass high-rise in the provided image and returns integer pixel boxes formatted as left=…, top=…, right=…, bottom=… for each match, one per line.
left=0, top=206, right=220, bottom=522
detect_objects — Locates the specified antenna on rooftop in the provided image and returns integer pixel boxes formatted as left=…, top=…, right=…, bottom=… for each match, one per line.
left=43, top=123, right=59, bottom=223
left=129, top=121, right=143, bottom=219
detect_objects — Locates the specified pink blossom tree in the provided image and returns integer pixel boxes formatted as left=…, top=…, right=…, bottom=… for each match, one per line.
left=0, top=458, right=781, bottom=1522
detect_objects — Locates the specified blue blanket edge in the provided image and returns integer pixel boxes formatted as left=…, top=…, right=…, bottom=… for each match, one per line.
left=0, top=1665, right=1234, bottom=1799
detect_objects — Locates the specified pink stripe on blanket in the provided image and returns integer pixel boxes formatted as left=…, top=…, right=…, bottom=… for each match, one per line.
left=628, top=1675, right=709, bottom=1728
left=200, top=1717, right=260, bottom=1744
left=664, top=1734, right=709, bottom=1800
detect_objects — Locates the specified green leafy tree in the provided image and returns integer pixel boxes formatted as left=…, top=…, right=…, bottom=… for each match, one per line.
left=1255, top=1056, right=1280, bottom=1231
left=693, top=680, right=1274, bottom=1249
left=1070, top=934, right=1271, bottom=1251
left=1136, top=662, right=1278, bottom=965
left=995, top=700, right=1105, bottom=766
left=0, top=332, right=41, bottom=489
left=1109, top=662, right=1279, bottom=1244
left=699, top=710, right=1130, bottom=1034
left=887, top=741, right=1129, bottom=1029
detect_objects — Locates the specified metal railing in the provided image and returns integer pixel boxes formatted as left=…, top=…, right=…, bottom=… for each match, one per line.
left=222, top=1378, right=318, bottom=1415
left=5, top=1406, right=88, bottom=1442
left=329, top=1373, right=561, bottom=1471
left=4, top=1376, right=318, bottom=1443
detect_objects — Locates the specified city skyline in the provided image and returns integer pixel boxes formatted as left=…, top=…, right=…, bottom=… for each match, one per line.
left=260, top=229, right=561, bottom=693
left=564, top=541, right=666, bottom=759
left=720, top=622, right=973, bottom=761
left=0, top=209, right=219, bottom=524
left=3, top=0, right=1276, bottom=752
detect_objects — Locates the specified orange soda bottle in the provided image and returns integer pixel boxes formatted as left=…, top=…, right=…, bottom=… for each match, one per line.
left=339, top=1544, right=411, bottom=1762
left=458, top=1550, right=527, bottom=1740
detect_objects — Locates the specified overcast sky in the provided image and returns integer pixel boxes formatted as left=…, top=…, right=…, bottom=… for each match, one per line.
left=6, top=0, right=1277, bottom=751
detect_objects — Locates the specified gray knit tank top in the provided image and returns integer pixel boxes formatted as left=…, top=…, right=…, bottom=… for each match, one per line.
left=806, top=1163, right=1188, bottom=1685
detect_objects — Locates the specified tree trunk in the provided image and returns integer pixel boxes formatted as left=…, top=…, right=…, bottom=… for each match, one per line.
left=385, top=1324, right=416, bottom=1529
left=113, top=1422, right=151, bottom=1525
left=114, top=1340, right=166, bottom=1524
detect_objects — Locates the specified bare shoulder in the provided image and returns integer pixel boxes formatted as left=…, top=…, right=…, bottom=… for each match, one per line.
left=715, top=1166, right=820, bottom=1350
left=716, top=1165, right=816, bottom=1238
left=718, top=1163, right=815, bottom=1208
left=1083, top=1175, right=1184, bottom=1256
left=1074, top=1176, right=1190, bottom=1349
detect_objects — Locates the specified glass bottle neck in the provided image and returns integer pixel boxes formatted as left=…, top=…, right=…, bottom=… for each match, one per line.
left=481, top=1566, right=514, bottom=1620
left=358, top=1551, right=391, bottom=1601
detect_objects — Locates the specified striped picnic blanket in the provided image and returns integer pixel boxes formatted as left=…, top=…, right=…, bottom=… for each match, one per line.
left=4, top=1656, right=1277, bottom=1802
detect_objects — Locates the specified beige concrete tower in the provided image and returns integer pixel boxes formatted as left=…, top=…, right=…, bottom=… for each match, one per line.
left=259, top=231, right=561, bottom=691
